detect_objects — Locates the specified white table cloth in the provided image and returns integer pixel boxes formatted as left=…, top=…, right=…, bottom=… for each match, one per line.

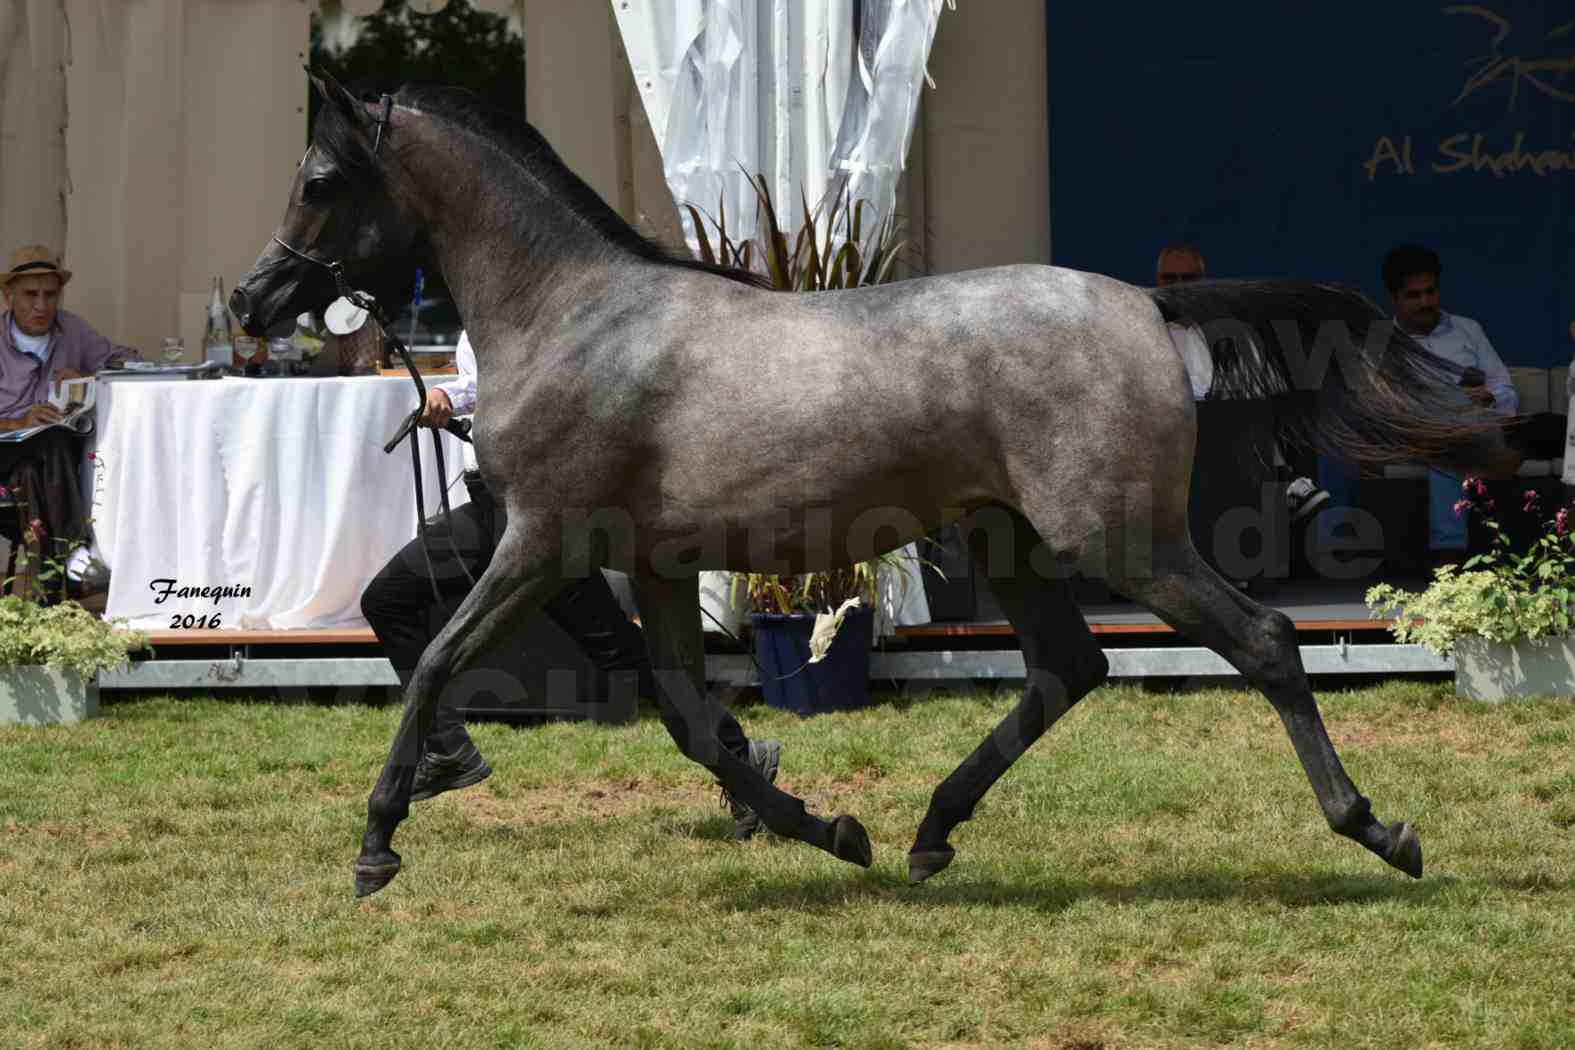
left=92, top=376, right=468, bottom=630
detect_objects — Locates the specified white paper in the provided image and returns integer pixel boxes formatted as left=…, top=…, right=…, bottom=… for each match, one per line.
left=324, top=296, right=369, bottom=335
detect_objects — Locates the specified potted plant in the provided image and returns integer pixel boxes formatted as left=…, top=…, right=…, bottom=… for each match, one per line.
left=1366, top=479, right=1575, bottom=701
left=731, top=562, right=910, bottom=716
left=0, top=597, right=148, bottom=725
left=693, top=179, right=916, bottom=714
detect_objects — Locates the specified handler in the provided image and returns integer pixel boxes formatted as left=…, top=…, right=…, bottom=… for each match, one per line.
left=361, top=331, right=784, bottom=839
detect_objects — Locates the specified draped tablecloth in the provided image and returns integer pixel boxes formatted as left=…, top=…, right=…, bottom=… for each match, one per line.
left=92, top=377, right=468, bottom=630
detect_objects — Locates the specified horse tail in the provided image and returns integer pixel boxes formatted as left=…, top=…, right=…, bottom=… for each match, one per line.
left=1150, top=279, right=1513, bottom=473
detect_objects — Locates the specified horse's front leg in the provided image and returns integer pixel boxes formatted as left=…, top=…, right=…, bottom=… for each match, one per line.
left=354, top=522, right=564, bottom=897
left=635, top=572, right=872, bottom=868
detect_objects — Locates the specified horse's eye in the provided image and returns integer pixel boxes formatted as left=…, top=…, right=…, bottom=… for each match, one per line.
left=302, top=176, right=338, bottom=204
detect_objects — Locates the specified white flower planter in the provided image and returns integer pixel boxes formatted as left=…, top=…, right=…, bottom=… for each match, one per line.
left=0, top=667, right=99, bottom=725
left=1454, top=635, right=1575, bottom=702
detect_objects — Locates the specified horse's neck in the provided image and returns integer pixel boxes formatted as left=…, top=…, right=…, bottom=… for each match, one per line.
left=405, top=121, right=631, bottom=337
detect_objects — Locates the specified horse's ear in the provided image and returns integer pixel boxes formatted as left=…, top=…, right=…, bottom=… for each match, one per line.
left=308, top=67, right=364, bottom=123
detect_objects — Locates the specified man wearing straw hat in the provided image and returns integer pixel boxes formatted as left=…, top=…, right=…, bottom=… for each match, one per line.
left=0, top=245, right=140, bottom=597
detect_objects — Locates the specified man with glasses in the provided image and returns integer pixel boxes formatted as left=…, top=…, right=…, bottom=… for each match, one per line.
left=1157, top=243, right=1331, bottom=525
left=1157, top=244, right=1213, bottom=398
left=1382, top=244, right=1519, bottom=567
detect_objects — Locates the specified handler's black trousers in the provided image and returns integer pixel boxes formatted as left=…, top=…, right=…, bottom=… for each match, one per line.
left=360, top=473, right=750, bottom=760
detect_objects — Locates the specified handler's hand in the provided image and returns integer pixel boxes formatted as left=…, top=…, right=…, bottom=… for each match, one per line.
left=1466, top=386, right=1495, bottom=408
left=417, top=388, right=453, bottom=429
left=21, top=403, right=64, bottom=427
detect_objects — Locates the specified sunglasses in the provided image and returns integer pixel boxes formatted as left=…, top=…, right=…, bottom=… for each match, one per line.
left=1158, top=271, right=1204, bottom=285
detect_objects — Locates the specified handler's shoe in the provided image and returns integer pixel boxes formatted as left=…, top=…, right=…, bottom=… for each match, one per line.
left=721, top=738, right=782, bottom=841
left=410, top=738, right=493, bottom=802
left=1285, top=476, right=1331, bottom=523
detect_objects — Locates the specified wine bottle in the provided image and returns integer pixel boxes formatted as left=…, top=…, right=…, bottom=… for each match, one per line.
left=203, top=276, right=234, bottom=371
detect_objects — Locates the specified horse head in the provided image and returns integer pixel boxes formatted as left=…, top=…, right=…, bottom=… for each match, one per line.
left=232, top=70, right=427, bottom=336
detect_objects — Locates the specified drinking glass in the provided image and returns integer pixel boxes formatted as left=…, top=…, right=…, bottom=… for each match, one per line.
left=233, top=335, right=261, bottom=376
left=159, top=336, right=186, bottom=364
left=267, top=337, right=294, bottom=376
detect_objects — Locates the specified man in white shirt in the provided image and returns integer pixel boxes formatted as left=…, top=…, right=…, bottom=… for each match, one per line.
left=1382, top=244, right=1517, bottom=560
left=361, top=331, right=784, bottom=839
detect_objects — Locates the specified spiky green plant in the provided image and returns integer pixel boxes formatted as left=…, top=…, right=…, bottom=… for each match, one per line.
left=684, top=175, right=908, bottom=294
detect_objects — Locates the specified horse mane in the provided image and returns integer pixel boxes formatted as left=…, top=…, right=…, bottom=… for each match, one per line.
left=321, top=83, right=769, bottom=290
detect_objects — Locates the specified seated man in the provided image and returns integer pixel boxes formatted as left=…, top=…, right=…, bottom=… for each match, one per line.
left=1382, top=244, right=1516, bottom=565
left=1158, top=243, right=1331, bottom=524
left=0, top=245, right=140, bottom=595
left=361, top=330, right=784, bottom=840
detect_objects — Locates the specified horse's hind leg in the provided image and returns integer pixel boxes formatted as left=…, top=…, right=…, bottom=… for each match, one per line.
left=354, top=523, right=566, bottom=897
left=1113, top=542, right=1422, bottom=878
left=909, top=509, right=1110, bottom=883
left=636, top=572, right=872, bottom=868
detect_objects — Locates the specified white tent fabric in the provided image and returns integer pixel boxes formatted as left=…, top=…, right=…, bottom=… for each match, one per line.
left=614, top=0, right=949, bottom=634
left=614, top=0, right=949, bottom=252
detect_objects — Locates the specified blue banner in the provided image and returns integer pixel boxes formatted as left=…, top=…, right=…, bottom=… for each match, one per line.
left=1049, top=1, right=1572, bottom=366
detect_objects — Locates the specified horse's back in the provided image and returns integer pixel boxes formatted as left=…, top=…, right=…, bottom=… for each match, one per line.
left=675, top=263, right=1194, bottom=542
left=478, top=260, right=1199, bottom=568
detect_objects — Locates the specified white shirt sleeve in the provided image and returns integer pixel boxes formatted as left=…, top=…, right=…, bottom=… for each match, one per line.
left=1167, top=322, right=1212, bottom=401
left=434, top=331, right=477, bottom=416
left=1465, top=318, right=1517, bottom=416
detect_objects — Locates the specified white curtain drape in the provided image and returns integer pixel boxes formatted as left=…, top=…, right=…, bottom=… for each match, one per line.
left=614, top=0, right=948, bottom=253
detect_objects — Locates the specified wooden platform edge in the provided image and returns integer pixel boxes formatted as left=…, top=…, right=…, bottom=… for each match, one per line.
left=896, top=619, right=1395, bottom=638
left=143, top=618, right=1398, bottom=648
left=144, top=628, right=379, bottom=646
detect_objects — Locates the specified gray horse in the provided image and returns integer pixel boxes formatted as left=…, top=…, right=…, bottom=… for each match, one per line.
left=235, top=74, right=1517, bottom=898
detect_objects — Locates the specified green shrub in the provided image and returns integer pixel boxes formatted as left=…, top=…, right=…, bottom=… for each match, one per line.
left=1368, top=479, right=1575, bottom=656
left=0, top=597, right=149, bottom=679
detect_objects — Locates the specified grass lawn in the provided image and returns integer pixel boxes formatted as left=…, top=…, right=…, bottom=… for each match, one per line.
left=2, top=681, right=1573, bottom=1049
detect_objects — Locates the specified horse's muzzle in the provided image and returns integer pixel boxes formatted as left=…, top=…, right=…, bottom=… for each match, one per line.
left=229, top=286, right=264, bottom=336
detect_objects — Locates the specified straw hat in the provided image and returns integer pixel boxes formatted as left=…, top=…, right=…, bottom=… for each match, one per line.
left=1, top=245, right=72, bottom=288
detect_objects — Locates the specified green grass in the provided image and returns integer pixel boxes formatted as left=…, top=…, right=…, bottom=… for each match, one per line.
left=2, top=682, right=1574, bottom=1049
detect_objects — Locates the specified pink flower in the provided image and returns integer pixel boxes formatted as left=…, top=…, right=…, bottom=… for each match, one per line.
left=1473, top=478, right=1489, bottom=498
left=0, top=485, right=8, bottom=499
left=1453, top=499, right=1469, bottom=518
left=1462, top=477, right=1475, bottom=493
left=1557, top=509, right=1569, bottom=536
left=28, top=518, right=45, bottom=539
left=1524, top=489, right=1541, bottom=514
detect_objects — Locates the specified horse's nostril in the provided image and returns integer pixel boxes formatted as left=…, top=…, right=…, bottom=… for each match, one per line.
left=229, top=288, right=254, bottom=333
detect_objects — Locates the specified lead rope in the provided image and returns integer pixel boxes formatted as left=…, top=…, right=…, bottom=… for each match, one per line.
left=369, top=296, right=477, bottom=604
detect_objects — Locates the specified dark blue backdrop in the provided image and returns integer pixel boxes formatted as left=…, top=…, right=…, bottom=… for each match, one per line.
left=1048, top=1, right=1572, bottom=366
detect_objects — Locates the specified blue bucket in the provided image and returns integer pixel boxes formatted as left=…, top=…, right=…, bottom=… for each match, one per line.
left=750, top=608, right=874, bottom=717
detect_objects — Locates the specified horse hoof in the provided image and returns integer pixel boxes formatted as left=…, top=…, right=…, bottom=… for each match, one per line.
left=907, top=846, right=955, bottom=885
left=1385, top=821, right=1423, bottom=879
left=353, top=851, right=402, bottom=898
left=831, top=815, right=872, bottom=868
